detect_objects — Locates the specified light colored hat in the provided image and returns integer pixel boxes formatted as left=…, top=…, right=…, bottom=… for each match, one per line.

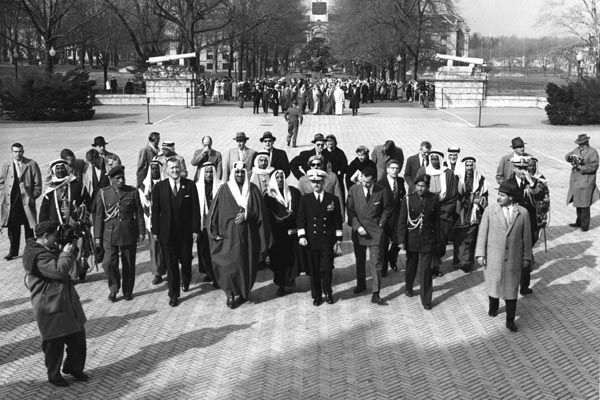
left=307, top=169, right=326, bottom=181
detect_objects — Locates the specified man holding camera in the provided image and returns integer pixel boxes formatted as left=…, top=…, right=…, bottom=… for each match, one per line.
left=566, top=134, right=599, bottom=232
left=23, top=221, right=88, bottom=387
left=94, top=166, right=145, bottom=302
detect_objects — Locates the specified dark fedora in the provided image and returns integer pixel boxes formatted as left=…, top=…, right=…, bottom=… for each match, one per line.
left=234, top=132, right=249, bottom=142
left=92, top=136, right=108, bottom=147
left=510, top=137, right=526, bottom=148
left=107, top=165, right=125, bottom=178
left=311, top=133, right=326, bottom=143
left=575, top=133, right=591, bottom=144
left=259, top=131, right=276, bottom=142
left=499, top=181, right=517, bottom=196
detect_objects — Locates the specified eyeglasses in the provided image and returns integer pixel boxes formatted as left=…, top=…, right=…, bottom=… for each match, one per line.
left=310, top=163, right=322, bottom=167
left=315, top=143, right=324, bottom=147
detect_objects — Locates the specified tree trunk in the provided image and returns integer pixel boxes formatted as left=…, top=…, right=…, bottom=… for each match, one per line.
left=238, top=43, right=244, bottom=80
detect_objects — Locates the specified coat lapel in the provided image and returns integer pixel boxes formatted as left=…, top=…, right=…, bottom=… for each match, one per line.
left=176, top=181, right=185, bottom=207
left=506, top=207, right=520, bottom=235
left=495, top=207, right=508, bottom=231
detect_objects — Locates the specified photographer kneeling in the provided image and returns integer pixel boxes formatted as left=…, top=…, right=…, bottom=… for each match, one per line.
left=23, top=220, right=88, bottom=387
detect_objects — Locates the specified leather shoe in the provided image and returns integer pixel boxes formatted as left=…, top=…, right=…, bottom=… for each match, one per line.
left=371, top=293, right=387, bottom=305
left=353, top=285, right=366, bottom=294
left=405, top=289, right=413, bottom=297
left=182, top=283, right=189, bottom=292
left=520, top=288, right=533, bottom=296
left=212, top=281, right=220, bottom=289
left=488, top=309, right=498, bottom=317
left=313, top=296, right=323, bottom=306
left=226, top=295, right=236, bottom=309
left=123, top=294, right=133, bottom=301
left=390, top=264, right=398, bottom=271
left=276, top=286, right=286, bottom=297
left=63, top=369, right=89, bottom=382
left=108, top=293, right=117, bottom=302
left=581, top=226, right=589, bottom=232
left=423, top=304, right=433, bottom=310
left=381, top=270, right=388, bottom=277
left=506, top=321, right=518, bottom=332
left=203, top=276, right=212, bottom=283
left=432, top=269, right=444, bottom=277
left=325, top=293, right=335, bottom=304
left=569, top=222, right=581, bottom=228
left=49, top=376, right=69, bottom=387
left=236, top=296, right=247, bottom=306
left=169, top=297, right=179, bottom=307
left=4, top=254, right=16, bottom=261
left=151, top=275, right=163, bottom=285
left=460, top=265, right=472, bottom=273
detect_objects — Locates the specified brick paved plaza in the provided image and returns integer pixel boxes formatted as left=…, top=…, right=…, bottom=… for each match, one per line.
left=0, top=103, right=598, bottom=399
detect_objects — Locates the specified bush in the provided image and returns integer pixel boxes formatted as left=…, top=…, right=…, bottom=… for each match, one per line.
left=545, top=79, right=600, bottom=125
left=0, top=68, right=95, bottom=121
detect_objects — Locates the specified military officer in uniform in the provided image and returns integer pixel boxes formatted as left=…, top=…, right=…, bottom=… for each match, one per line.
left=94, top=166, right=145, bottom=302
left=397, top=174, right=441, bottom=310
left=297, top=169, right=343, bottom=306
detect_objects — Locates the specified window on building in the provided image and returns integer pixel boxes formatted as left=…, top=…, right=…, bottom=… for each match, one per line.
left=207, top=51, right=214, bottom=60
left=207, top=62, right=213, bottom=70
left=222, top=63, right=230, bottom=70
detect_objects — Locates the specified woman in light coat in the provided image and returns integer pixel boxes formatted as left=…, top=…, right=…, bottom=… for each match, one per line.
left=475, top=181, right=532, bottom=332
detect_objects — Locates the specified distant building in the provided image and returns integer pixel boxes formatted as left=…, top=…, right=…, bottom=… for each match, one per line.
left=434, top=13, right=469, bottom=58
left=305, top=0, right=333, bottom=42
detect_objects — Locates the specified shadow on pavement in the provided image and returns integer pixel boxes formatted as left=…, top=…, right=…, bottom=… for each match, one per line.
left=0, top=309, right=155, bottom=367
left=0, top=296, right=30, bottom=311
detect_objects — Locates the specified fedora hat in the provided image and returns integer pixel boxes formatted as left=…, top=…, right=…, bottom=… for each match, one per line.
left=92, top=136, right=108, bottom=147
left=234, top=132, right=249, bottom=142
left=575, top=133, right=591, bottom=144
left=510, top=137, right=526, bottom=148
left=311, top=133, right=326, bottom=143
left=259, top=131, right=276, bottom=142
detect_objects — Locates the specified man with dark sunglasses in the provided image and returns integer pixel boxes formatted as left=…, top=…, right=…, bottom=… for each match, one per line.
left=290, top=133, right=331, bottom=180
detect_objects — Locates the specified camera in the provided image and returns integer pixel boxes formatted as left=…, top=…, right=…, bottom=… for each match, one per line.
left=57, top=222, right=86, bottom=247
left=567, top=154, right=584, bottom=167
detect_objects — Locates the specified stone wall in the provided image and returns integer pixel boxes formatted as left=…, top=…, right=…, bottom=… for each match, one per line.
left=143, top=65, right=196, bottom=106
left=434, top=66, right=488, bottom=108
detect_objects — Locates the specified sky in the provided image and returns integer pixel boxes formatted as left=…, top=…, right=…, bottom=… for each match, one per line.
left=457, top=0, right=548, bottom=37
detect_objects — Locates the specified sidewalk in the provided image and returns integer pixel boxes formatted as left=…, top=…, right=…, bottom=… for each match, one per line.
left=0, top=103, right=598, bottom=399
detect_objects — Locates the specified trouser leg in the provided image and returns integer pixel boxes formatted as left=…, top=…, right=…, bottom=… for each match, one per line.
left=179, top=240, right=193, bottom=287
left=419, top=251, right=433, bottom=306
left=164, top=244, right=180, bottom=298
left=61, top=329, right=86, bottom=373
left=488, top=296, right=499, bottom=314
left=405, top=251, right=419, bottom=291
left=150, top=232, right=166, bottom=276
left=7, top=223, right=21, bottom=256
left=42, top=336, right=66, bottom=381
left=121, top=245, right=136, bottom=295
left=369, top=245, right=382, bottom=293
left=576, top=207, right=582, bottom=225
left=102, top=243, right=120, bottom=294
left=581, top=207, right=591, bottom=228
left=309, top=250, right=322, bottom=298
left=322, top=270, right=332, bottom=295
left=352, top=231, right=366, bottom=287
left=292, top=122, right=299, bottom=147
left=505, top=299, right=517, bottom=322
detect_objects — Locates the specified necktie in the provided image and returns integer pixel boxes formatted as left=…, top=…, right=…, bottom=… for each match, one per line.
left=421, top=157, right=425, bottom=168
left=392, top=179, right=397, bottom=197
left=317, top=193, right=321, bottom=203
left=15, top=162, right=22, bottom=176
left=366, top=189, right=371, bottom=202
left=520, top=179, right=525, bottom=189
left=173, top=182, right=178, bottom=197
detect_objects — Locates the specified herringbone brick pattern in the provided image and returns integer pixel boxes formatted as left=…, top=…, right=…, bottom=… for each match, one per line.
left=0, top=103, right=598, bottom=399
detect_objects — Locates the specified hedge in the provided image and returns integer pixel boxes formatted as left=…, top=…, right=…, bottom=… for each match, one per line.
left=545, top=79, right=600, bottom=125
left=0, top=68, right=95, bottom=121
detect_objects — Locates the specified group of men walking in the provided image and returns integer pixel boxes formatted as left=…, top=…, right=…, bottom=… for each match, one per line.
left=2, top=130, right=598, bottom=386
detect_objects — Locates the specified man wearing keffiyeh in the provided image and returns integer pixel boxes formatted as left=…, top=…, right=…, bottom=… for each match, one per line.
left=195, top=161, right=222, bottom=287
left=209, top=161, right=273, bottom=309
left=264, top=170, right=301, bottom=297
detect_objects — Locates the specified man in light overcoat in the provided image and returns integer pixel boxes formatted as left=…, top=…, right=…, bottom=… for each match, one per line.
left=565, top=133, right=599, bottom=232
left=475, top=181, right=532, bottom=332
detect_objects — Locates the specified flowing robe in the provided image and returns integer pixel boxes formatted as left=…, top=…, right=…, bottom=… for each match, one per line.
left=209, top=183, right=273, bottom=298
left=334, top=87, right=345, bottom=115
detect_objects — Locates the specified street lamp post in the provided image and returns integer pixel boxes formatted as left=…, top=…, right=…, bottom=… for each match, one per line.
left=48, top=46, right=57, bottom=74
left=13, top=49, right=18, bottom=79
left=576, top=51, right=584, bottom=83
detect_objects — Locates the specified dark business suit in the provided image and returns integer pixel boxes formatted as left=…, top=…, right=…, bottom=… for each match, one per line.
left=397, top=192, right=441, bottom=307
left=377, top=176, right=406, bottom=273
left=151, top=178, right=200, bottom=299
left=347, top=183, right=393, bottom=293
left=403, top=154, right=426, bottom=193
left=297, top=191, right=343, bottom=299
left=136, top=144, right=159, bottom=188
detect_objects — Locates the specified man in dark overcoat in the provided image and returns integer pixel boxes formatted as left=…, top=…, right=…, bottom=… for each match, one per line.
left=397, top=174, right=441, bottom=310
left=347, top=167, right=393, bottom=305
left=23, top=221, right=88, bottom=387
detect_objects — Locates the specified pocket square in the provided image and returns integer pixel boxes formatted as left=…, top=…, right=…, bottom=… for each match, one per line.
left=374, top=202, right=381, bottom=205
left=184, top=194, right=190, bottom=198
